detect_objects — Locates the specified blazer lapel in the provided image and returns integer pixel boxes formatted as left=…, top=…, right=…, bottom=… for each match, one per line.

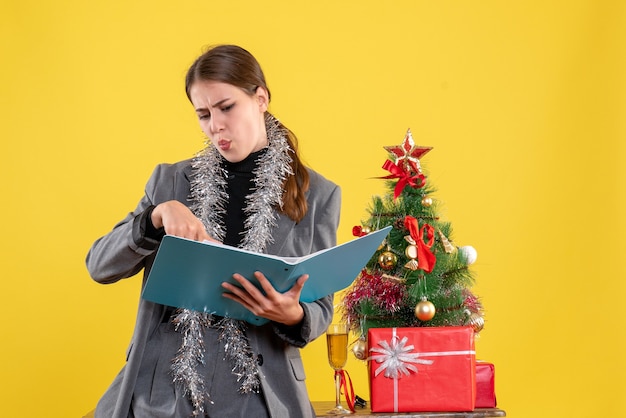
left=175, top=163, right=194, bottom=203
left=266, top=214, right=295, bottom=255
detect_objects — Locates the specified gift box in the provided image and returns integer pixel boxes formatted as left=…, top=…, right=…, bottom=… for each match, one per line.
left=368, top=326, right=476, bottom=413
left=475, top=361, right=497, bottom=408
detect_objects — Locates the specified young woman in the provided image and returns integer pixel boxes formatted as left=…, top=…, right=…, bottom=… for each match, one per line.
left=87, top=44, right=341, bottom=418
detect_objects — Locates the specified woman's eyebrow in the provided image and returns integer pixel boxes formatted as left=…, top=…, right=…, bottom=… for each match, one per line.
left=195, top=98, right=230, bottom=113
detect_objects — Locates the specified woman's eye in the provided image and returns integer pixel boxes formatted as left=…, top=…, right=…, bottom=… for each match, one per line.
left=222, top=104, right=234, bottom=112
left=198, top=113, right=210, bottom=120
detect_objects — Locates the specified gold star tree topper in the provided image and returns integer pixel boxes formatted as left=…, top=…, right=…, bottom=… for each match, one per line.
left=383, top=129, right=433, bottom=174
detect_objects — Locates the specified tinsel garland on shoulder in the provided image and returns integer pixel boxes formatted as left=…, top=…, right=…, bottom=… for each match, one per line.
left=170, top=112, right=295, bottom=416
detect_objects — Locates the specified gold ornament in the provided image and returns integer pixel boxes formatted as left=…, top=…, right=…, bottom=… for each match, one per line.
left=381, top=273, right=406, bottom=284
left=378, top=251, right=398, bottom=270
left=438, top=230, right=456, bottom=254
left=352, top=338, right=368, bottom=360
left=467, top=312, right=485, bottom=333
left=421, top=196, right=433, bottom=207
left=403, top=235, right=419, bottom=270
left=404, top=259, right=419, bottom=271
left=404, top=244, right=418, bottom=259
left=415, top=298, right=436, bottom=321
left=361, top=226, right=371, bottom=234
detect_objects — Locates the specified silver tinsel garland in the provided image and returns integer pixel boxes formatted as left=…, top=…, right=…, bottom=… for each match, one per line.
left=171, top=113, right=294, bottom=416
left=171, top=310, right=213, bottom=416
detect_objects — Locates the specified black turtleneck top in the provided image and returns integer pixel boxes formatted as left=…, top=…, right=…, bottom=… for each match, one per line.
left=220, top=148, right=266, bottom=247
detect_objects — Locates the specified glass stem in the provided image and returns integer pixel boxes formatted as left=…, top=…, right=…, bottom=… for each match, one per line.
left=334, top=370, right=342, bottom=408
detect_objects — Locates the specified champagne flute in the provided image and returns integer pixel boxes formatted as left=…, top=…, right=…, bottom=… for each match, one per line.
left=326, top=323, right=352, bottom=414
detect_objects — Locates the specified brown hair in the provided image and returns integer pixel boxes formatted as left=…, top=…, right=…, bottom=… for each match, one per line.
left=186, top=45, right=309, bottom=223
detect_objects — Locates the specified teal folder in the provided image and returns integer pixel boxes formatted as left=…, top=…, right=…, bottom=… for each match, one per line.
left=141, top=226, right=391, bottom=325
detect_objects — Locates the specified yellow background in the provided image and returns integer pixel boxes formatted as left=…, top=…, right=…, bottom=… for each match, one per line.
left=2, top=1, right=625, bottom=417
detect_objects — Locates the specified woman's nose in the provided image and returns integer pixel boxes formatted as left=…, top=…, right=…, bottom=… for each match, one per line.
left=209, top=113, right=224, bottom=134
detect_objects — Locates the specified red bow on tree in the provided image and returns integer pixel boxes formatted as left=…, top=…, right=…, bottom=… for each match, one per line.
left=381, top=159, right=426, bottom=200
left=404, top=216, right=437, bottom=273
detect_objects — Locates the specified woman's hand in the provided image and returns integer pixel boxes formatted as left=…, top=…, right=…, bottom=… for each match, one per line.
left=222, top=272, right=308, bottom=326
left=151, top=200, right=218, bottom=243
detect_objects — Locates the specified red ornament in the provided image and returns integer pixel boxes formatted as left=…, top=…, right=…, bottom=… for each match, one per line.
left=352, top=225, right=368, bottom=237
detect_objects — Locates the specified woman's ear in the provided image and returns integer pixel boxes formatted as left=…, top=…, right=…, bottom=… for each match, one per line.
left=255, top=86, right=269, bottom=112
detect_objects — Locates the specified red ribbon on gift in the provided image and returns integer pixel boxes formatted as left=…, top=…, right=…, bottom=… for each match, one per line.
left=335, top=369, right=356, bottom=412
left=404, top=216, right=436, bottom=273
left=380, top=159, right=426, bottom=200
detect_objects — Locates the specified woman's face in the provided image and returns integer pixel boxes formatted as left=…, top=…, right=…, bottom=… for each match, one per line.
left=189, top=80, right=269, bottom=163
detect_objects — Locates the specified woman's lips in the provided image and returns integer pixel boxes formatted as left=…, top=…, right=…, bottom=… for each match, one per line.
left=217, top=139, right=231, bottom=151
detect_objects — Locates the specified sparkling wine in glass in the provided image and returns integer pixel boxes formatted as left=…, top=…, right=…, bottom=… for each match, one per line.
left=326, top=323, right=352, bottom=414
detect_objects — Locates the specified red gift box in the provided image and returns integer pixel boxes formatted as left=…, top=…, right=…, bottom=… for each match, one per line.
left=476, top=361, right=497, bottom=408
left=368, top=326, right=476, bottom=413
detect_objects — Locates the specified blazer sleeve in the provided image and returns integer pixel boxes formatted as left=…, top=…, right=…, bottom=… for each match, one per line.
left=273, top=174, right=341, bottom=347
left=85, top=163, right=186, bottom=284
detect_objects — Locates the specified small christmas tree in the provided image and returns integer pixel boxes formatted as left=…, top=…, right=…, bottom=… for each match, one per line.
left=342, top=130, right=484, bottom=359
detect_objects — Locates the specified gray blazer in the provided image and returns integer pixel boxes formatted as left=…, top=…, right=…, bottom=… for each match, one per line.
left=86, top=159, right=341, bottom=418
